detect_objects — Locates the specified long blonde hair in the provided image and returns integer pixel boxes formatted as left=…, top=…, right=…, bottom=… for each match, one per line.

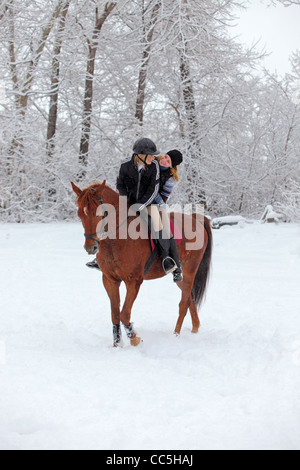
left=170, top=167, right=179, bottom=182
left=156, top=156, right=180, bottom=182
left=133, top=154, right=153, bottom=169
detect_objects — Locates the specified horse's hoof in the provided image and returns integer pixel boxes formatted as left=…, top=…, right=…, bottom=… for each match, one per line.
left=191, top=328, right=199, bottom=334
left=130, top=334, right=142, bottom=347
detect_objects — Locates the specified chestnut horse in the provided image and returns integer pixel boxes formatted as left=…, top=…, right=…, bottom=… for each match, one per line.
left=71, top=181, right=212, bottom=347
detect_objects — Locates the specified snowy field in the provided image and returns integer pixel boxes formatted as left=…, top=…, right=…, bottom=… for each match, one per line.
left=0, top=221, right=300, bottom=450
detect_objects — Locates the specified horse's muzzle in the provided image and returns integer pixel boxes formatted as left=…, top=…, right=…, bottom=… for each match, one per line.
left=84, top=243, right=98, bottom=255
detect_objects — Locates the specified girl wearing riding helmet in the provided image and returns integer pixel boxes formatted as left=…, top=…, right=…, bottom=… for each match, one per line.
left=116, top=137, right=177, bottom=276
left=155, top=150, right=183, bottom=283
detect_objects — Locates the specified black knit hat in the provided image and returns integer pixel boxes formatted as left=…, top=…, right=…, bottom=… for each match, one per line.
left=167, top=149, right=183, bottom=168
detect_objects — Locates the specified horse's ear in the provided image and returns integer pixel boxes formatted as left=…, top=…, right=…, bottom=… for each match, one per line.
left=99, top=180, right=106, bottom=191
left=71, top=182, right=82, bottom=197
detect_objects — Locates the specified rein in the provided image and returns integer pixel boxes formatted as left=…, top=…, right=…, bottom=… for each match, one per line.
left=84, top=195, right=131, bottom=244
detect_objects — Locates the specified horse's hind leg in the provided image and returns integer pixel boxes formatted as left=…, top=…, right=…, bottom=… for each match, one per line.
left=102, top=274, right=122, bottom=347
left=174, top=279, right=194, bottom=335
left=175, top=284, right=200, bottom=334
left=120, top=279, right=143, bottom=346
left=189, top=296, right=200, bottom=333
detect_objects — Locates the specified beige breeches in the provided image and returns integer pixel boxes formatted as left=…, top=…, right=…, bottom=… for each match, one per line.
left=147, top=205, right=171, bottom=237
left=147, top=205, right=162, bottom=233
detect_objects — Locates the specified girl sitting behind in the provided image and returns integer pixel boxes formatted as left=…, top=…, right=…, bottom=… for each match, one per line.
left=155, top=150, right=183, bottom=283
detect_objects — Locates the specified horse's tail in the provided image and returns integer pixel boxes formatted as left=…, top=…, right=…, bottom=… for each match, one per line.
left=191, top=216, right=213, bottom=309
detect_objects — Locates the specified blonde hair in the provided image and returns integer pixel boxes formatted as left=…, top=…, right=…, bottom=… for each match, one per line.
left=134, top=154, right=153, bottom=169
left=156, top=155, right=180, bottom=182
left=171, top=167, right=179, bottom=182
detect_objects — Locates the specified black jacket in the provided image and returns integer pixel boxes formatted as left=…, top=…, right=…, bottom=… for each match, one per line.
left=116, top=156, right=160, bottom=211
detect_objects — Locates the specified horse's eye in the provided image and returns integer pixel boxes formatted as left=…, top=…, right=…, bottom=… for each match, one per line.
left=97, top=211, right=108, bottom=219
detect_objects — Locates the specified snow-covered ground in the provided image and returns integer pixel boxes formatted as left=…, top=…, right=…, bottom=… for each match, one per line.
left=0, top=221, right=299, bottom=450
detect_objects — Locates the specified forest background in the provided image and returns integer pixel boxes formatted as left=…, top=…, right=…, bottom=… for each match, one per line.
left=0, top=0, right=299, bottom=222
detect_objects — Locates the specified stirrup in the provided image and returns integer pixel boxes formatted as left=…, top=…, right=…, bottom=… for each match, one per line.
left=162, top=256, right=177, bottom=275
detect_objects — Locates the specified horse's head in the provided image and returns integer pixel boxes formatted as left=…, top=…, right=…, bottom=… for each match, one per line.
left=71, top=180, right=106, bottom=255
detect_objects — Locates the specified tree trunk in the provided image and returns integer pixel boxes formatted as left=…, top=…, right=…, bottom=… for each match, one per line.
left=79, top=45, right=97, bottom=167
left=17, top=0, right=66, bottom=114
left=179, top=44, right=206, bottom=207
left=8, top=0, right=66, bottom=157
left=135, top=1, right=161, bottom=126
left=46, top=1, right=70, bottom=160
left=6, top=1, right=21, bottom=164
left=78, top=2, right=116, bottom=181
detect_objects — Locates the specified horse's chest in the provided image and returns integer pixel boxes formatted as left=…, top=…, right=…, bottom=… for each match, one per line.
left=98, top=243, right=122, bottom=273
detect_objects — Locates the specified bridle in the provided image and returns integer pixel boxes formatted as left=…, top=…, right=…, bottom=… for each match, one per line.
left=84, top=193, right=131, bottom=245
left=84, top=195, right=106, bottom=244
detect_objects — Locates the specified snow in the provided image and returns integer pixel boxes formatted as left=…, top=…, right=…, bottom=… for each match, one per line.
left=0, top=80, right=6, bottom=105
left=211, top=215, right=248, bottom=228
left=212, top=215, right=245, bottom=224
left=0, top=221, right=300, bottom=450
left=261, top=205, right=285, bottom=223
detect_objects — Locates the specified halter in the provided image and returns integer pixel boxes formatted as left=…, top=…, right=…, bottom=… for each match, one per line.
left=84, top=194, right=131, bottom=244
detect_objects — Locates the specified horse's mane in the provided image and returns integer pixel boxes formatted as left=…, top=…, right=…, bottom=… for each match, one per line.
left=77, top=182, right=118, bottom=212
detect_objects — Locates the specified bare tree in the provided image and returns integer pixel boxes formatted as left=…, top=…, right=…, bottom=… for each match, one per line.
left=270, top=0, right=300, bottom=5
left=78, top=1, right=116, bottom=180
left=10, top=0, right=66, bottom=116
left=135, top=0, right=161, bottom=125
left=178, top=36, right=206, bottom=206
left=6, top=0, right=67, bottom=158
left=47, top=1, right=71, bottom=160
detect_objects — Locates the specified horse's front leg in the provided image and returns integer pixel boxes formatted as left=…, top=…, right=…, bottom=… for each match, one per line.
left=102, top=274, right=122, bottom=347
left=120, top=279, right=143, bottom=346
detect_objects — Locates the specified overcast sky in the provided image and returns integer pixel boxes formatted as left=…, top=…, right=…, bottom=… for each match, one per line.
left=232, top=0, right=300, bottom=76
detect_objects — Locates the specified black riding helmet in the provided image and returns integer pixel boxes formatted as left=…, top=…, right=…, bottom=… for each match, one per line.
left=133, top=137, right=160, bottom=156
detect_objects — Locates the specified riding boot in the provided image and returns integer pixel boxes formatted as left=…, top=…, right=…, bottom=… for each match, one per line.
left=156, top=230, right=177, bottom=275
left=86, top=258, right=100, bottom=270
left=169, top=237, right=183, bottom=283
